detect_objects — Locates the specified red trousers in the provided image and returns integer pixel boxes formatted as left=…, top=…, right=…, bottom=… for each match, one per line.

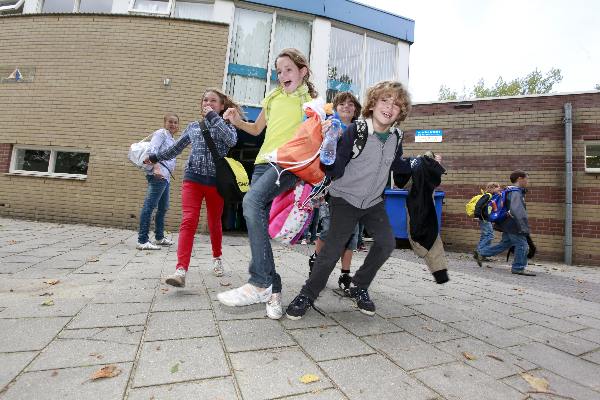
left=177, top=180, right=224, bottom=270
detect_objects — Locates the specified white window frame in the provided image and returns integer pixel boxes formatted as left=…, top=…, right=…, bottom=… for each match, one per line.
left=585, top=141, right=600, bottom=173
left=0, top=0, right=25, bottom=13
left=9, top=145, right=90, bottom=180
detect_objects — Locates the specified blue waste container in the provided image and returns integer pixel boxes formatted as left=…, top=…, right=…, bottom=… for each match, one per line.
left=383, top=189, right=445, bottom=239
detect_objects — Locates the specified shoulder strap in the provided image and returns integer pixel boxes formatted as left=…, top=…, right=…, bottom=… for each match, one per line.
left=200, top=121, right=221, bottom=161
left=351, top=120, right=368, bottom=159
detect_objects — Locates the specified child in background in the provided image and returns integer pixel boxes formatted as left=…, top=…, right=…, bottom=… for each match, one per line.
left=136, top=112, right=179, bottom=250
left=217, top=48, right=318, bottom=319
left=308, top=91, right=362, bottom=292
left=286, top=81, right=413, bottom=320
left=475, top=182, right=502, bottom=261
left=475, top=170, right=535, bottom=276
left=146, top=89, right=241, bottom=287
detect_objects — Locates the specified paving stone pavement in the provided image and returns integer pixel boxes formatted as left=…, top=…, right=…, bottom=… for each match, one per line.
left=1, top=217, right=599, bottom=400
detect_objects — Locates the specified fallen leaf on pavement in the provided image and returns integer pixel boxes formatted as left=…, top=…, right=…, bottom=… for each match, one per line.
left=170, top=363, right=179, bottom=373
left=219, top=281, right=231, bottom=287
left=41, top=299, right=54, bottom=306
left=40, top=292, right=53, bottom=296
left=89, top=353, right=103, bottom=360
left=422, top=326, right=434, bottom=332
left=520, top=372, right=549, bottom=393
left=486, top=354, right=504, bottom=362
left=8, top=240, right=17, bottom=245
left=90, top=365, right=121, bottom=380
left=299, top=374, right=320, bottom=384
left=576, top=279, right=585, bottom=284
left=44, top=279, right=60, bottom=285
left=99, top=242, right=108, bottom=245
left=462, top=351, right=476, bottom=360
left=87, top=257, right=100, bottom=263
left=50, top=371, right=58, bottom=377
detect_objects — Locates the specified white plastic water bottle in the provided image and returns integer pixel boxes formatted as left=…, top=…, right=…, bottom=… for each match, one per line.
left=320, top=118, right=341, bottom=165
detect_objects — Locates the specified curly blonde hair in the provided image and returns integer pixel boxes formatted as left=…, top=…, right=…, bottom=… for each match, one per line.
left=361, top=81, right=411, bottom=124
left=275, top=48, right=318, bottom=99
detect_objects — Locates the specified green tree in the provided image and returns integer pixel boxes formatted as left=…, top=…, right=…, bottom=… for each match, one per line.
left=438, top=68, right=563, bottom=100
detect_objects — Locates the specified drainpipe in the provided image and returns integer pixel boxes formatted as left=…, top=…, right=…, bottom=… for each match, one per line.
left=564, top=103, right=573, bottom=265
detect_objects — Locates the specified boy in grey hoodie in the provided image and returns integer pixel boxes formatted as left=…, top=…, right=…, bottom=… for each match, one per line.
left=285, top=81, right=414, bottom=319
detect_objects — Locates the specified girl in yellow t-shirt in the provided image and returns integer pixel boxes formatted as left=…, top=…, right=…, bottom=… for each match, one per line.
left=218, top=48, right=317, bottom=319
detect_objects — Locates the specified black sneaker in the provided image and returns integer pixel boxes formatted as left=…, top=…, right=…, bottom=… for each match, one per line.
left=338, top=273, right=352, bottom=292
left=308, top=252, right=316, bottom=276
left=473, top=250, right=483, bottom=267
left=285, top=294, right=313, bottom=320
left=349, top=286, right=375, bottom=315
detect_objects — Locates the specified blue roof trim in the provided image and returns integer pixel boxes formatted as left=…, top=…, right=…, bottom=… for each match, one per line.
left=240, top=0, right=414, bottom=43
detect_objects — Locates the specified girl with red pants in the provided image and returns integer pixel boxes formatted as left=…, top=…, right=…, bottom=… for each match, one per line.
left=147, top=88, right=241, bottom=287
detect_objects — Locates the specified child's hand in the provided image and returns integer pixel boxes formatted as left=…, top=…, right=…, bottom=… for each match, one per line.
left=435, top=154, right=443, bottom=163
left=152, top=164, right=164, bottom=179
left=223, top=108, right=240, bottom=124
left=321, top=119, right=332, bottom=138
left=202, top=106, right=213, bottom=116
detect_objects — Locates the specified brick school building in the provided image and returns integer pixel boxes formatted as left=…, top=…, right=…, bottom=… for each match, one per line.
left=401, top=92, right=600, bottom=266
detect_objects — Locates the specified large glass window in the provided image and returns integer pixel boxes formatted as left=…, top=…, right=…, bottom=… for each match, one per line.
left=364, top=36, right=397, bottom=90
left=174, top=1, right=212, bottom=20
left=327, top=27, right=398, bottom=102
left=42, top=0, right=113, bottom=13
left=42, top=0, right=75, bottom=12
left=226, top=8, right=273, bottom=106
left=11, top=147, right=90, bottom=178
left=79, top=0, right=113, bottom=13
left=327, top=27, right=363, bottom=103
left=226, top=9, right=312, bottom=106
left=269, top=15, right=312, bottom=89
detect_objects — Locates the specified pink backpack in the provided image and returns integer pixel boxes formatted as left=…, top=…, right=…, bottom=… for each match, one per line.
left=269, top=182, right=314, bottom=245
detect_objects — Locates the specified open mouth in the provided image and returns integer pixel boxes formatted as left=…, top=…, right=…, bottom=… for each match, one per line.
left=382, top=112, right=392, bottom=119
left=283, top=80, right=292, bottom=88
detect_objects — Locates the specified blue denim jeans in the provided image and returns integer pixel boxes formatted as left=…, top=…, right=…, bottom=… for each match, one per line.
left=138, top=175, right=170, bottom=244
left=242, top=164, right=298, bottom=293
left=479, top=231, right=528, bottom=271
left=477, top=220, right=495, bottom=252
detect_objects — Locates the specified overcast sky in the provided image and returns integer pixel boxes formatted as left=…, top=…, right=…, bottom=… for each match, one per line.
left=356, top=0, right=599, bottom=102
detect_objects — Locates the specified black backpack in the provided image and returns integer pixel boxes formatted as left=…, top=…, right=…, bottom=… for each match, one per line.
left=352, top=120, right=403, bottom=159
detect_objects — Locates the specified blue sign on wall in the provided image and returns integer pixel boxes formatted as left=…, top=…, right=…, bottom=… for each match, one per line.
left=415, top=129, right=443, bottom=143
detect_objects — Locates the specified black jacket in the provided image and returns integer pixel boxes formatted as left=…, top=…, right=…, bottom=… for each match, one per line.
left=401, top=156, right=446, bottom=250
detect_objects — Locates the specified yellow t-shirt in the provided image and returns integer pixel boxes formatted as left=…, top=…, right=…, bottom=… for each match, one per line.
left=255, top=84, right=311, bottom=164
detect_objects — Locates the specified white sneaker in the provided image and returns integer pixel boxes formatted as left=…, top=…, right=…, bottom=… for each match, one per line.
left=213, top=258, right=224, bottom=277
left=155, top=238, right=174, bottom=246
left=266, top=292, right=283, bottom=319
left=217, top=284, right=272, bottom=307
left=301, top=239, right=307, bottom=245
left=136, top=241, right=161, bottom=250
left=165, top=268, right=186, bottom=287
